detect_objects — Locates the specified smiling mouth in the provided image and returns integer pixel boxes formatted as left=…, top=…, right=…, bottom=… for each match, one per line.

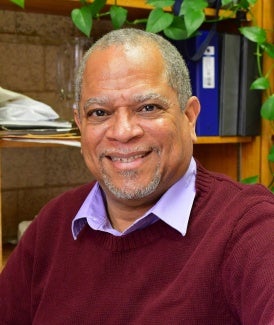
left=102, top=147, right=157, bottom=163
left=107, top=152, right=148, bottom=163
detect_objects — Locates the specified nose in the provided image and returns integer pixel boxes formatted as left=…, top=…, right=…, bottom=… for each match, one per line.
left=106, top=109, right=144, bottom=143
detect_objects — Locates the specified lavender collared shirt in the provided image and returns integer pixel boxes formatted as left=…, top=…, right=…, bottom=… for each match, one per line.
left=72, top=157, right=196, bottom=239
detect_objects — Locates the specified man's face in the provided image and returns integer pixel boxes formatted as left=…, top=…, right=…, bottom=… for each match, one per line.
left=75, top=44, right=199, bottom=206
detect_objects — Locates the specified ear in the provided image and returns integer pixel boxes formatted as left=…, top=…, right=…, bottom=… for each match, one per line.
left=74, top=109, right=81, bottom=131
left=184, top=96, right=200, bottom=143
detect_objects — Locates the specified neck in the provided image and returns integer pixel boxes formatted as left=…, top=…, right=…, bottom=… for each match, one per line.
left=104, top=195, right=157, bottom=232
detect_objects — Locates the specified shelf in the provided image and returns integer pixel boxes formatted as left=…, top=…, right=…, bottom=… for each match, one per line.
left=0, top=136, right=252, bottom=148
left=0, top=136, right=81, bottom=148
left=0, top=0, right=78, bottom=15
left=0, top=0, right=238, bottom=19
left=196, top=136, right=253, bottom=144
left=0, top=139, right=62, bottom=148
left=0, top=0, right=152, bottom=16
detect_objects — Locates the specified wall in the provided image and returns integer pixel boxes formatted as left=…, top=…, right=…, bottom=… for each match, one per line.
left=0, top=10, right=112, bottom=242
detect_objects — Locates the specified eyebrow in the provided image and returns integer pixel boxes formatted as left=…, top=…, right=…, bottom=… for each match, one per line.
left=83, top=92, right=171, bottom=111
left=133, top=93, right=170, bottom=106
left=83, top=96, right=109, bottom=111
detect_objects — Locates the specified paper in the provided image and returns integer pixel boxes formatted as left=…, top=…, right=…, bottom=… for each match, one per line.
left=0, top=119, right=72, bottom=129
left=3, top=138, right=81, bottom=148
left=1, top=137, right=81, bottom=147
left=0, top=86, right=59, bottom=121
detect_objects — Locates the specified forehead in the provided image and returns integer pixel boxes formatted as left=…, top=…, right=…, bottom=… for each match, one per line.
left=80, top=44, right=171, bottom=101
left=84, top=44, right=165, bottom=79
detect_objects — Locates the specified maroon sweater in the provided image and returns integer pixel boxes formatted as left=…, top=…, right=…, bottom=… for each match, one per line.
left=1, top=163, right=274, bottom=324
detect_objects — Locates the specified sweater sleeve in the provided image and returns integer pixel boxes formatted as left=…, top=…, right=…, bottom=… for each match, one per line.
left=222, top=197, right=274, bottom=325
left=0, top=217, right=37, bottom=323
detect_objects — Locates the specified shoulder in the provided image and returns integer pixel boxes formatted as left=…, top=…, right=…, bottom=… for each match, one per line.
left=40, top=181, right=96, bottom=215
left=23, top=181, right=97, bottom=242
left=195, top=160, right=273, bottom=206
left=193, top=161, right=273, bottom=245
left=15, top=182, right=97, bottom=264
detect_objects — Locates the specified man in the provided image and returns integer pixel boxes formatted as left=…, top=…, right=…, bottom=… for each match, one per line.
left=0, top=29, right=273, bottom=324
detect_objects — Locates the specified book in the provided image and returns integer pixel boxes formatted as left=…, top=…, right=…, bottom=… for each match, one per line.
left=184, top=31, right=220, bottom=136
left=219, top=33, right=241, bottom=136
left=237, top=36, right=262, bottom=136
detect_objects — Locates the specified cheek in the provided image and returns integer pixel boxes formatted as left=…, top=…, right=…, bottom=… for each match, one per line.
left=161, top=120, right=191, bottom=158
left=157, top=118, right=185, bottom=147
left=80, top=122, right=106, bottom=146
left=81, top=140, right=96, bottom=168
left=80, top=128, right=103, bottom=163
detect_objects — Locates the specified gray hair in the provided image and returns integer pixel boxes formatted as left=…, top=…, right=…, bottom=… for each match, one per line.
left=75, top=28, right=192, bottom=111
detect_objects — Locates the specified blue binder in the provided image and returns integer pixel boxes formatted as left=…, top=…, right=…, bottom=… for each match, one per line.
left=184, top=31, right=220, bottom=136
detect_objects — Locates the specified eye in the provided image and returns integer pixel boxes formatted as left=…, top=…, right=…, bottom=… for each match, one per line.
left=140, top=104, right=159, bottom=112
left=87, top=109, right=109, bottom=118
left=84, top=108, right=111, bottom=123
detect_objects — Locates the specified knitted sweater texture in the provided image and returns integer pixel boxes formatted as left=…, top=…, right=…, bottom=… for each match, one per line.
left=1, top=163, right=274, bottom=324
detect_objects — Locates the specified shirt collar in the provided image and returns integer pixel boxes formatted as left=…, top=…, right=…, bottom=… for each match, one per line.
left=148, top=157, right=196, bottom=235
left=72, top=158, right=196, bottom=239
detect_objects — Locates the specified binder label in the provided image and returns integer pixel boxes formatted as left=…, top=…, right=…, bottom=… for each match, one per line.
left=202, top=46, right=215, bottom=89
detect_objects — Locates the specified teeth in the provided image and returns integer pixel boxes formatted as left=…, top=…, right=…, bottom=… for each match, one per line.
left=111, top=154, right=144, bottom=163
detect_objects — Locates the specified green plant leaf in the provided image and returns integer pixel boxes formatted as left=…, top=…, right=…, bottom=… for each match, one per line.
left=184, top=8, right=205, bottom=36
left=261, top=42, right=274, bottom=59
left=179, top=0, right=207, bottom=14
left=239, top=26, right=266, bottom=44
left=250, top=77, right=270, bottom=90
left=89, top=0, right=107, bottom=17
left=110, top=6, right=128, bottom=29
left=176, top=0, right=207, bottom=36
left=164, top=16, right=188, bottom=40
left=222, top=0, right=242, bottom=6
left=221, top=0, right=233, bottom=6
left=241, top=175, right=259, bottom=184
left=246, top=0, right=257, bottom=5
left=261, top=95, right=274, bottom=120
left=71, top=7, right=92, bottom=37
left=146, top=8, right=174, bottom=34
left=10, top=0, right=25, bottom=9
left=238, top=0, right=251, bottom=10
left=11, top=0, right=24, bottom=8
left=10, top=0, right=24, bottom=8
left=268, top=145, right=274, bottom=162
left=147, top=0, right=175, bottom=8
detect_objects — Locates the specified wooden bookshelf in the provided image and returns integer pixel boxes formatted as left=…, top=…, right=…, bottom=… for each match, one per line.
left=197, top=136, right=252, bottom=144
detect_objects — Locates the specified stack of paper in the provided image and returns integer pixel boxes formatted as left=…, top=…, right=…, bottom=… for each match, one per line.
left=0, top=87, right=80, bottom=146
left=0, top=86, right=72, bottom=130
